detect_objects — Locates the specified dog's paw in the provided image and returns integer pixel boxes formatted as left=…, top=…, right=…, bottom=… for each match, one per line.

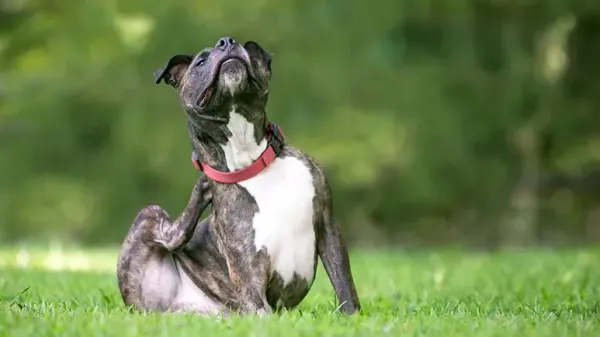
left=202, top=190, right=213, bottom=203
left=200, top=178, right=213, bottom=203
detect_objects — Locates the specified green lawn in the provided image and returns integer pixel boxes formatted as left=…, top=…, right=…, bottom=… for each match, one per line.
left=1, top=246, right=599, bottom=337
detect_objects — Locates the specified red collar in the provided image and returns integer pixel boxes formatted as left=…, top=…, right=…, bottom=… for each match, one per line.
left=191, top=122, right=285, bottom=184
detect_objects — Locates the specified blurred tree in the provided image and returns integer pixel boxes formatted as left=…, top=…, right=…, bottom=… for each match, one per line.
left=1, top=0, right=599, bottom=248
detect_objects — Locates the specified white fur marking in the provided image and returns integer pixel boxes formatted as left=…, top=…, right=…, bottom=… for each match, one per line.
left=221, top=111, right=317, bottom=286
left=174, top=259, right=222, bottom=314
left=240, top=157, right=316, bottom=285
left=221, top=60, right=244, bottom=94
left=140, top=255, right=222, bottom=314
left=140, top=254, right=179, bottom=309
left=221, top=111, right=267, bottom=171
left=223, top=74, right=242, bottom=94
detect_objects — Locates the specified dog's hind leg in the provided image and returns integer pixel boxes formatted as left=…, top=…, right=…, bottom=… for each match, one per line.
left=316, top=188, right=361, bottom=315
left=148, top=175, right=212, bottom=252
left=116, top=175, right=215, bottom=313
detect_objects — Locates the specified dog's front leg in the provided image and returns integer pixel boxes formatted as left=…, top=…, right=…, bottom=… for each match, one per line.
left=154, top=174, right=212, bottom=251
left=316, top=199, right=361, bottom=315
left=218, top=240, right=272, bottom=315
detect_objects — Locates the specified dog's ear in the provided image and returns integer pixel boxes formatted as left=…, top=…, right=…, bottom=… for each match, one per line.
left=244, top=41, right=273, bottom=80
left=154, top=54, right=194, bottom=88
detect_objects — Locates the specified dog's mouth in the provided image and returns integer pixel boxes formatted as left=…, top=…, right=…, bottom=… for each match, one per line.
left=198, top=86, right=214, bottom=108
left=197, top=56, right=249, bottom=109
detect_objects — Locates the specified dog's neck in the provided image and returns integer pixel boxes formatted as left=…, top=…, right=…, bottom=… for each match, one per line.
left=188, top=106, right=268, bottom=173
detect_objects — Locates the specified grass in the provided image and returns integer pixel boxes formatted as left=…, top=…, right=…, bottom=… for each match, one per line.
left=1, top=246, right=599, bottom=337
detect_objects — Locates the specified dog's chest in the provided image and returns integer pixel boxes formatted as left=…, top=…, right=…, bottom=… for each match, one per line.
left=239, top=156, right=316, bottom=285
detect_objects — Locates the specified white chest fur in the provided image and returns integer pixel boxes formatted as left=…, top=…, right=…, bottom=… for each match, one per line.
left=240, top=157, right=317, bottom=285
left=221, top=110, right=317, bottom=285
left=221, top=111, right=267, bottom=171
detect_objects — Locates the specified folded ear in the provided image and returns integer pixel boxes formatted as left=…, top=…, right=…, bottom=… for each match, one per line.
left=243, top=41, right=273, bottom=80
left=153, top=54, right=194, bottom=88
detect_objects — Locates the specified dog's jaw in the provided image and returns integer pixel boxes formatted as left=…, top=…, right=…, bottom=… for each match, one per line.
left=219, top=59, right=248, bottom=96
left=222, top=73, right=243, bottom=95
left=220, top=107, right=268, bottom=171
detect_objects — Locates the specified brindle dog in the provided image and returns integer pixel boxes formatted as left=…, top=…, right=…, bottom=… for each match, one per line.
left=116, top=37, right=361, bottom=316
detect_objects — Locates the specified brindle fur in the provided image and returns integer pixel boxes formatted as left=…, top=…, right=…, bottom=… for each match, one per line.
left=117, top=175, right=241, bottom=314
left=116, top=37, right=361, bottom=315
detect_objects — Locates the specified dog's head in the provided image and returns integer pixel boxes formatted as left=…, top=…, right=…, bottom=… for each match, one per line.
left=154, top=37, right=272, bottom=127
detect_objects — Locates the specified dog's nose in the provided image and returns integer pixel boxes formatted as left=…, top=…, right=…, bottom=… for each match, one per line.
left=215, top=37, right=236, bottom=51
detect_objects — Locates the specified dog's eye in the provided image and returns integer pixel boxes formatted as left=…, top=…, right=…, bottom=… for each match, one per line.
left=195, top=59, right=206, bottom=67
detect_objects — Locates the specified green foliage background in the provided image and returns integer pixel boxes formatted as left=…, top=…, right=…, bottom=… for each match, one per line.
left=1, top=0, right=600, bottom=248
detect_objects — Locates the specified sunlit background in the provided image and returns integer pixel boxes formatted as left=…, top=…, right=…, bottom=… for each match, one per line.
left=1, top=1, right=600, bottom=268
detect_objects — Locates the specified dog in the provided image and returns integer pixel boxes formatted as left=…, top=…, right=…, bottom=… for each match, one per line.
left=116, top=37, right=361, bottom=316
